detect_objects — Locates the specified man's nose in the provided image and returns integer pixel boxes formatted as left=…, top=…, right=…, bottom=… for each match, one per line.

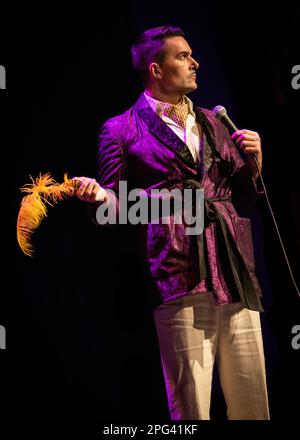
left=191, top=57, right=199, bottom=70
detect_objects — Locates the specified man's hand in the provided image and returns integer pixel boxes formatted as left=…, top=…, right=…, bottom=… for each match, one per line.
left=231, top=129, right=262, bottom=179
left=72, top=177, right=108, bottom=203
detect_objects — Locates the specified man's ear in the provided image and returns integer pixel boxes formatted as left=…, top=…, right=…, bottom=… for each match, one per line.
left=149, top=62, right=162, bottom=80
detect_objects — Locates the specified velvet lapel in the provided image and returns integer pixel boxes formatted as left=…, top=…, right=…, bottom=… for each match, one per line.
left=135, top=94, right=197, bottom=169
left=194, top=106, right=222, bottom=161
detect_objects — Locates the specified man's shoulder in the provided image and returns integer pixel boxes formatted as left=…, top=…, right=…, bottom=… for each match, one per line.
left=194, top=105, right=215, bottom=120
left=98, top=95, right=145, bottom=144
left=99, top=93, right=147, bottom=140
left=98, top=106, right=134, bottom=140
left=102, top=106, right=133, bottom=128
left=194, top=104, right=227, bottom=134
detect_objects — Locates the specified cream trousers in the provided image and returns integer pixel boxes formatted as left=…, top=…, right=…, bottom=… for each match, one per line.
left=153, top=292, right=270, bottom=420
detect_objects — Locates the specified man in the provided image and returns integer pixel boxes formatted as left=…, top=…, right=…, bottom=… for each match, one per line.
left=73, top=25, right=269, bottom=420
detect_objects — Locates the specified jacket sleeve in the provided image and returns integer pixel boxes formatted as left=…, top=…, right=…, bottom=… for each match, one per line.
left=97, top=118, right=127, bottom=192
left=227, top=131, right=264, bottom=213
left=89, top=117, right=127, bottom=225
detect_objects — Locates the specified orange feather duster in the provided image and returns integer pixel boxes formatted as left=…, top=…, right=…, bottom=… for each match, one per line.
left=17, top=173, right=80, bottom=256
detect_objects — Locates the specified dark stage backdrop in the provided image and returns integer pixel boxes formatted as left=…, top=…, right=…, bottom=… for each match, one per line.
left=1, top=0, right=299, bottom=431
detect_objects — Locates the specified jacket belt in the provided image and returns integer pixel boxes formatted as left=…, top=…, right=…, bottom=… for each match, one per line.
left=184, top=179, right=263, bottom=311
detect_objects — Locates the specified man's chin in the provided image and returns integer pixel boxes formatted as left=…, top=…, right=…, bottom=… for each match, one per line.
left=184, top=83, right=198, bottom=94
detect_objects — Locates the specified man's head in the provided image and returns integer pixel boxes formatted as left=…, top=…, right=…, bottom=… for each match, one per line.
left=131, top=25, right=199, bottom=97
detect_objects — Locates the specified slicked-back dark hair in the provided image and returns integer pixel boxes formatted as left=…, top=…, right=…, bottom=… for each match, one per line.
left=131, top=25, right=185, bottom=85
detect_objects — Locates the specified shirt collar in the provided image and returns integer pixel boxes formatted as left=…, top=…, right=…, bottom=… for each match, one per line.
left=144, top=92, right=195, bottom=118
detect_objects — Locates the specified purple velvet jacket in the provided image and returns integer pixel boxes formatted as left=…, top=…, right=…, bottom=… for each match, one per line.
left=97, top=93, right=264, bottom=311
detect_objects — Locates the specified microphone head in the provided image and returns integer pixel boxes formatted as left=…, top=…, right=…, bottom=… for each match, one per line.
left=212, top=105, right=227, bottom=119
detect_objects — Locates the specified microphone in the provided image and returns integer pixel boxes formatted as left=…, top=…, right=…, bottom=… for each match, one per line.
left=212, top=105, right=239, bottom=133
left=212, top=103, right=260, bottom=171
left=212, top=104, right=260, bottom=168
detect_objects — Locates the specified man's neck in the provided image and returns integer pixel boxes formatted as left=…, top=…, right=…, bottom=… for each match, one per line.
left=144, top=88, right=183, bottom=105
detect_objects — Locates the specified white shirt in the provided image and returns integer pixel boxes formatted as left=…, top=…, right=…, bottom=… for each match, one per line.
left=144, top=92, right=201, bottom=163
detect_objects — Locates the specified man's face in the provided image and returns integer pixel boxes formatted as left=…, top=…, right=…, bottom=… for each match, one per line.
left=156, top=36, right=199, bottom=95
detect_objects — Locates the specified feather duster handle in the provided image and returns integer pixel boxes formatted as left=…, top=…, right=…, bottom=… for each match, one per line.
left=17, top=173, right=81, bottom=256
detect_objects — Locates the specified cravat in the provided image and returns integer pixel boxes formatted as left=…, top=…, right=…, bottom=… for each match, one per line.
left=160, top=97, right=189, bottom=129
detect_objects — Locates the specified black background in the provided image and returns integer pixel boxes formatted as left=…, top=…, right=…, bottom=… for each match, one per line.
left=1, top=0, right=300, bottom=435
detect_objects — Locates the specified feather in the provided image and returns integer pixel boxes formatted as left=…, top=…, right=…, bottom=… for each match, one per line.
left=17, top=173, right=80, bottom=256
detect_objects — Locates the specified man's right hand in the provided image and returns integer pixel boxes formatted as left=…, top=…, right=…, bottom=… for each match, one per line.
left=72, top=177, right=108, bottom=203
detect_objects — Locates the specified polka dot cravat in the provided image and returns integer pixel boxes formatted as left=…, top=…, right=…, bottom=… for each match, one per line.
left=159, top=97, right=189, bottom=129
